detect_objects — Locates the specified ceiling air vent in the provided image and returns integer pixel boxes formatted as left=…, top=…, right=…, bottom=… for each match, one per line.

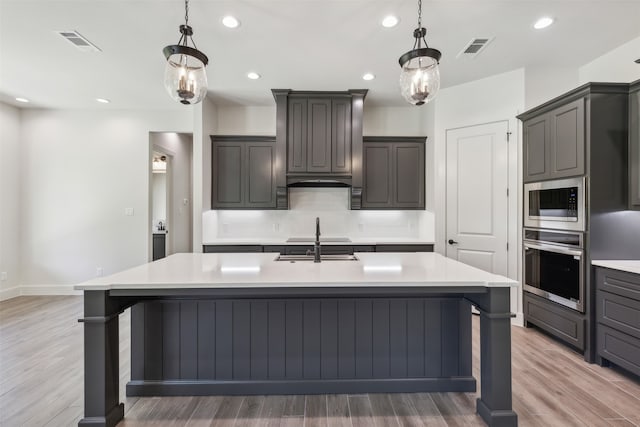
left=56, top=30, right=101, bottom=52
left=456, top=37, right=494, bottom=59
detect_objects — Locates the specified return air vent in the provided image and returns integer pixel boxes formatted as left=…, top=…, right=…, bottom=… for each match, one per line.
left=456, top=37, right=494, bottom=58
left=56, top=30, right=101, bottom=52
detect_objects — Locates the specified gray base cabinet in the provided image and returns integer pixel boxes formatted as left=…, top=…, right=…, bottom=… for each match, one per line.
left=204, top=244, right=433, bottom=254
left=211, top=136, right=277, bottom=209
left=152, top=234, right=166, bottom=261
left=595, top=267, right=640, bottom=377
left=362, top=137, right=425, bottom=209
left=524, top=292, right=585, bottom=351
left=630, top=80, right=640, bottom=209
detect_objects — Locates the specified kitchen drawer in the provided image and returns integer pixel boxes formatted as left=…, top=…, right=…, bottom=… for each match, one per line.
left=203, top=245, right=263, bottom=253
left=263, top=245, right=286, bottom=253
left=596, top=267, right=640, bottom=301
left=598, top=324, right=640, bottom=377
left=597, top=290, right=640, bottom=340
left=524, top=292, right=585, bottom=350
left=353, top=245, right=375, bottom=253
left=375, top=244, right=434, bottom=252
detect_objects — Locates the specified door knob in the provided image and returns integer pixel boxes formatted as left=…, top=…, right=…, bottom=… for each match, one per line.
left=448, top=239, right=458, bottom=245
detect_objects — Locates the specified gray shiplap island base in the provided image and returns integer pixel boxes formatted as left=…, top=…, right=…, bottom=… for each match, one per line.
left=76, top=253, right=518, bottom=427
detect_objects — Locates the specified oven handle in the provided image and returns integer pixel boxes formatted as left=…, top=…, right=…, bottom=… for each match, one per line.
left=524, top=242, right=583, bottom=257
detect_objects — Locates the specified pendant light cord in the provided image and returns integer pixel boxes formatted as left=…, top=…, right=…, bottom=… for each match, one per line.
left=185, top=0, right=189, bottom=27
left=417, top=0, right=422, bottom=29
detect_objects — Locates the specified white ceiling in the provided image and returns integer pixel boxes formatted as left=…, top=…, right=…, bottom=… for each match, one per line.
left=1, top=0, right=639, bottom=110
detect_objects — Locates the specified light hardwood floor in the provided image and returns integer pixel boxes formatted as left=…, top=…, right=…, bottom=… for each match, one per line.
left=1, top=296, right=639, bottom=426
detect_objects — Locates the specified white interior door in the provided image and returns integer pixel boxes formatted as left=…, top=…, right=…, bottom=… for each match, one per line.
left=446, top=121, right=509, bottom=276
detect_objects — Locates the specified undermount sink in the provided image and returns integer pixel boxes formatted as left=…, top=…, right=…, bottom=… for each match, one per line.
left=275, top=254, right=359, bottom=262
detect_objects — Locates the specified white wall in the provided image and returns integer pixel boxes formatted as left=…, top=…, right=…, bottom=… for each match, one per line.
left=216, top=106, right=276, bottom=135
left=0, top=103, right=22, bottom=299
left=580, top=36, right=640, bottom=84
left=525, top=66, right=579, bottom=110
left=433, top=68, right=525, bottom=323
left=19, top=108, right=191, bottom=293
left=363, top=107, right=428, bottom=136
left=151, top=132, right=193, bottom=255
left=194, top=96, right=217, bottom=251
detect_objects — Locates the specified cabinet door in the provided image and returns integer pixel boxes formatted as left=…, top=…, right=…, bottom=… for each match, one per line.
left=630, top=88, right=640, bottom=209
left=331, top=98, right=352, bottom=173
left=246, top=143, right=276, bottom=208
left=394, top=143, right=425, bottom=208
left=550, top=98, right=585, bottom=179
left=307, top=98, right=332, bottom=173
left=523, top=116, right=550, bottom=182
left=212, top=143, right=244, bottom=208
left=362, top=143, right=393, bottom=208
left=287, top=98, right=307, bottom=173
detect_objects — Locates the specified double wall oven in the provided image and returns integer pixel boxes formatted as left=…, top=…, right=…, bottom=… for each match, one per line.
left=524, top=177, right=586, bottom=312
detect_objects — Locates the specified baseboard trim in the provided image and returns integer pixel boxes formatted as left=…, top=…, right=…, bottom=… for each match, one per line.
left=0, top=286, right=21, bottom=301
left=20, top=284, right=82, bottom=296
left=512, top=311, right=524, bottom=327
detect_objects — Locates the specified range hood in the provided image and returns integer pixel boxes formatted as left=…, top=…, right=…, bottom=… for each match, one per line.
left=286, top=175, right=352, bottom=187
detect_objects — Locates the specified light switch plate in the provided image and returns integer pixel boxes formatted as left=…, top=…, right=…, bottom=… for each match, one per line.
left=0, top=272, right=7, bottom=281
left=125, top=208, right=134, bottom=216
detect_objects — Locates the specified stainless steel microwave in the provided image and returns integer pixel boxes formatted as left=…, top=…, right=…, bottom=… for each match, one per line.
left=524, top=177, right=586, bottom=231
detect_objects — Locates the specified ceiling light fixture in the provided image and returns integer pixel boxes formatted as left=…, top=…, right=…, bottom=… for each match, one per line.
left=222, top=16, right=240, bottom=28
left=398, top=0, right=442, bottom=106
left=163, top=0, right=209, bottom=105
left=247, top=72, right=261, bottom=80
left=15, top=97, right=29, bottom=103
left=96, top=98, right=110, bottom=104
left=533, top=17, right=554, bottom=29
left=362, top=73, right=375, bottom=81
left=382, top=15, right=399, bottom=28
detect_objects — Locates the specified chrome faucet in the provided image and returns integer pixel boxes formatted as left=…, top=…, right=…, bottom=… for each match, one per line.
left=314, top=217, right=321, bottom=263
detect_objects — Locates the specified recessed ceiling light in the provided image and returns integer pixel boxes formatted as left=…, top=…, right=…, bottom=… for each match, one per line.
left=362, top=73, right=375, bottom=81
left=533, top=17, right=554, bottom=30
left=222, top=16, right=240, bottom=28
left=247, top=72, right=261, bottom=80
left=96, top=98, right=110, bottom=104
left=382, top=15, right=399, bottom=28
left=15, top=97, right=29, bottom=103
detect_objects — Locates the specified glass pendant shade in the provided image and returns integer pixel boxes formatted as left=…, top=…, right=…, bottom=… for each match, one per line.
left=399, top=54, right=440, bottom=106
left=163, top=46, right=208, bottom=105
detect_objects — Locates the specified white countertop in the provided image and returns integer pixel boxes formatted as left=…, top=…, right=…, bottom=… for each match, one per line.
left=592, top=260, right=640, bottom=275
left=75, top=252, right=517, bottom=291
left=203, top=238, right=435, bottom=246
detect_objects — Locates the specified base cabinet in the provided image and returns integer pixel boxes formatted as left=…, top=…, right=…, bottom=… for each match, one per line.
left=203, top=244, right=433, bottom=254
left=152, top=234, right=166, bottom=261
left=524, top=292, right=585, bottom=351
left=595, top=267, right=640, bottom=377
left=630, top=80, right=640, bottom=209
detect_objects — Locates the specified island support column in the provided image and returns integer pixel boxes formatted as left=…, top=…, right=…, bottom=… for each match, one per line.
left=78, top=290, right=125, bottom=427
left=467, top=287, right=518, bottom=427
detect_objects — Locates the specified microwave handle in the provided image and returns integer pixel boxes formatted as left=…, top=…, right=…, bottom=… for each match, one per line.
left=524, top=242, right=583, bottom=257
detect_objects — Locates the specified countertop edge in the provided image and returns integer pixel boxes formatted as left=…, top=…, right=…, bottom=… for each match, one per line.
left=592, top=260, right=640, bottom=275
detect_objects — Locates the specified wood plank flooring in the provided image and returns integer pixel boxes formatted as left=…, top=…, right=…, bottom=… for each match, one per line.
left=1, top=296, right=639, bottom=426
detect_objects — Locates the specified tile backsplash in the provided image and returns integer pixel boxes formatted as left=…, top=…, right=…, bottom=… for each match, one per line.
left=203, top=188, right=435, bottom=242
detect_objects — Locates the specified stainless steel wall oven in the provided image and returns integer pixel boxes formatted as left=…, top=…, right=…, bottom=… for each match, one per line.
left=523, top=228, right=585, bottom=312
left=524, top=177, right=586, bottom=231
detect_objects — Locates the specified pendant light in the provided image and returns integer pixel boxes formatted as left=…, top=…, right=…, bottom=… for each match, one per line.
left=398, top=0, right=442, bottom=106
left=163, top=0, right=209, bottom=105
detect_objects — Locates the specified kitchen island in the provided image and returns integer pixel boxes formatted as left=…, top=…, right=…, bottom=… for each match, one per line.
left=76, top=252, right=518, bottom=427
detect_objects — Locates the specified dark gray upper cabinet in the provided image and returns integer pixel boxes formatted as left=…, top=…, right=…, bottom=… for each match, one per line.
left=332, top=98, right=352, bottom=174
left=522, top=99, right=585, bottom=183
left=287, top=98, right=307, bottom=173
left=362, top=137, right=425, bottom=209
left=280, top=92, right=362, bottom=176
left=630, top=80, right=640, bottom=210
left=550, top=98, right=585, bottom=179
left=211, top=136, right=277, bottom=209
left=519, top=83, right=630, bottom=185
left=523, top=116, right=549, bottom=182
left=307, top=98, right=332, bottom=172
